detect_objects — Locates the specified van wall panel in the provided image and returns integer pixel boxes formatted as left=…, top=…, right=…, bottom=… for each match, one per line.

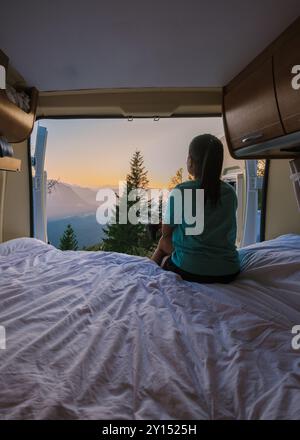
left=3, top=141, right=31, bottom=241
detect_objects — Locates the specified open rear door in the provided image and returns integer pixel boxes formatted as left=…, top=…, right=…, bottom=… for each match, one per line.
left=32, top=125, right=48, bottom=242
left=242, top=160, right=263, bottom=246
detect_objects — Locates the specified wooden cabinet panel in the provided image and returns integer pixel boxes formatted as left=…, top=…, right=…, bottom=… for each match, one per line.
left=0, top=88, right=38, bottom=143
left=224, top=58, right=284, bottom=151
left=274, top=30, right=300, bottom=134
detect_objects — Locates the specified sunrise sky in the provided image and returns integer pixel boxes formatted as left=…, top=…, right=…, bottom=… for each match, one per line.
left=32, top=117, right=224, bottom=188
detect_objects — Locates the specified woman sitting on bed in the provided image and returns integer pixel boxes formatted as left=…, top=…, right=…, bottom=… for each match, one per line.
left=151, top=134, right=240, bottom=284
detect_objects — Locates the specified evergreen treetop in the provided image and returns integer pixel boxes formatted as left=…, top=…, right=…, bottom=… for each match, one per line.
left=101, top=150, right=153, bottom=256
left=59, top=224, right=79, bottom=251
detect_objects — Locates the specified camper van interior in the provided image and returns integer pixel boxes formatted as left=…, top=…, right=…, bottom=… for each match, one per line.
left=0, top=1, right=300, bottom=421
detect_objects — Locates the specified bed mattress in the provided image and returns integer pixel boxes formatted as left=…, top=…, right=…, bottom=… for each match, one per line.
left=0, top=235, right=300, bottom=419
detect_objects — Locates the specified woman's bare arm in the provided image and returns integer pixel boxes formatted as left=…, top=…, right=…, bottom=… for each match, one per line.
left=151, top=224, right=174, bottom=265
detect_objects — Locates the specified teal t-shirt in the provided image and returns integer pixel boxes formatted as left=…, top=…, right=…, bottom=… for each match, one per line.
left=164, top=179, right=240, bottom=276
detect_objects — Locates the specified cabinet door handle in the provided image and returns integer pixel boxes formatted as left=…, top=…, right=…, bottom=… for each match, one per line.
left=241, top=133, right=264, bottom=144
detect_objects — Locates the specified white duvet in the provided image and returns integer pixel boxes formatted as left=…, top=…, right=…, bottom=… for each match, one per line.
left=0, top=235, right=300, bottom=420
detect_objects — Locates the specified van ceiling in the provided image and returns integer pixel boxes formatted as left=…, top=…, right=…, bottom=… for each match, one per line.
left=0, top=1, right=299, bottom=92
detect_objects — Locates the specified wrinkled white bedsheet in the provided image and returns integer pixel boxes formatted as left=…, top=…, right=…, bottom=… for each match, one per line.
left=0, top=235, right=300, bottom=420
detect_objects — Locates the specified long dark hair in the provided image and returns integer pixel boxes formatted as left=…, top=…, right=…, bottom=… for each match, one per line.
left=189, top=134, right=223, bottom=206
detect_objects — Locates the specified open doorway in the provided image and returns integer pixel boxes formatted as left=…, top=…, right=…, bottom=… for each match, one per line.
left=30, top=117, right=260, bottom=254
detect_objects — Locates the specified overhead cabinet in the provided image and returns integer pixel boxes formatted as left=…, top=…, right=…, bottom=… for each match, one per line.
left=0, top=49, right=38, bottom=144
left=0, top=87, right=38, bottom=143
left=223, top=18, right=300, bottom=159
left=274, top=29, right=300, bottom=134
left=0, top=49, right=39, bottom=171
left=224, top=58, right=284, bottom=152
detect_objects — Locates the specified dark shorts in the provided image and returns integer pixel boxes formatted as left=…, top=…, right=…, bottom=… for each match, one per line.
left=162, top=256, right=240, bottom=284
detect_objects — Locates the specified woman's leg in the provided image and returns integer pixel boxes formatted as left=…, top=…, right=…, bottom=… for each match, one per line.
left=162, top=257, right=240, bottom=284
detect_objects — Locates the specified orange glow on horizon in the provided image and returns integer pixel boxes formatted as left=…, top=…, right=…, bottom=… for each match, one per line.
left=47, top=171, right=171, bottom=189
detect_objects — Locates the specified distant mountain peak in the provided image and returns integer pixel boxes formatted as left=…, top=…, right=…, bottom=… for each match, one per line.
left=47, top=182, right=99, bottom=219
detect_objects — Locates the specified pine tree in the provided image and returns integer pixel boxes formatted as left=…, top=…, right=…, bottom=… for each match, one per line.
left=126, top=151, right=149, bottom=191
left=168, top=168, right=183, bottom=189
left=102, top=150, right=152, bottom=255
left=59, top=224, right=79, bottom=251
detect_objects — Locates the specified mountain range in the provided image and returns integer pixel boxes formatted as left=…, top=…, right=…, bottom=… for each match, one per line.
left=47, top=182, right=117, bottom=219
